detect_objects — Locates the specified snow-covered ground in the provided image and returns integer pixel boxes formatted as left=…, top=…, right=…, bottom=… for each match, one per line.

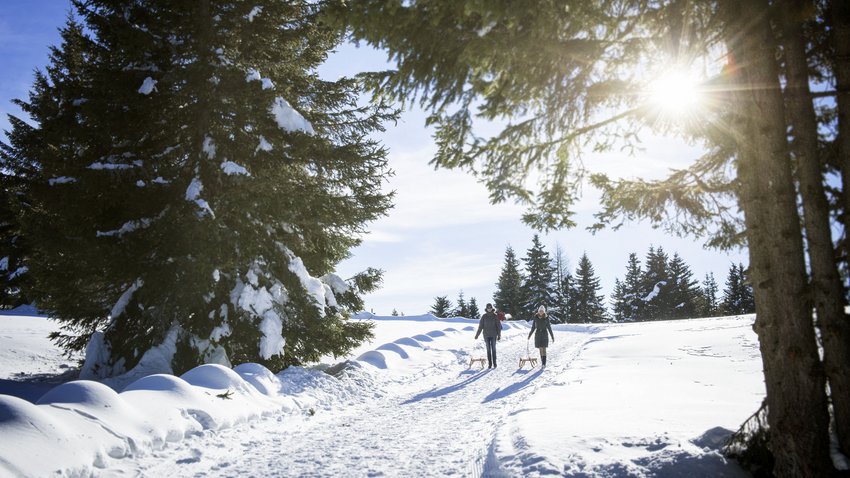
left=0, top=311, right=764, bottom=477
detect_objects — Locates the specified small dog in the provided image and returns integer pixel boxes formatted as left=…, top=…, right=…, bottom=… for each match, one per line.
left=468, top=357, right=487, bottom=368
left=518, top=357, right=538, bottom=368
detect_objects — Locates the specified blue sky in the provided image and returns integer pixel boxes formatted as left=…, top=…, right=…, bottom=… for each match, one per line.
left=0, top=1, right=748, bottom=316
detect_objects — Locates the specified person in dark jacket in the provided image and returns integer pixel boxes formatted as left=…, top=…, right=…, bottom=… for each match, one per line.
left=474, top=303, right=501, bottom=368
left=528, top=305, right=555, bottom=366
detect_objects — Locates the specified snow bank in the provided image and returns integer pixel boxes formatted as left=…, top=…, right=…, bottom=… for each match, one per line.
left=0, top=361, right=290, bottom=477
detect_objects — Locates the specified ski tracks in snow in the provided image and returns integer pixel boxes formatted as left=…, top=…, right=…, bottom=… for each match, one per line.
left=106, top=323, right=597, bottom=477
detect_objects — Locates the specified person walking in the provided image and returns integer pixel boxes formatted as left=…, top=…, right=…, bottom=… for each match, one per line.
left=528, top=305, right=555, bottom=366
left=475, top=303, right=501, bottom=368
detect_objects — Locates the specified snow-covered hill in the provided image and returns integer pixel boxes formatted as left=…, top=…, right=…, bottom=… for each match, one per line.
left=0, top=311, right=763, bottom=477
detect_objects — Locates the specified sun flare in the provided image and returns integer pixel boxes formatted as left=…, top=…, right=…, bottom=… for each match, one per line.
left=647, top=70, right=704, bottom=119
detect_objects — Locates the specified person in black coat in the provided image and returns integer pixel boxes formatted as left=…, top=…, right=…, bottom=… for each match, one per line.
left=475, top=303, right=501, bottom=368
left=528, top=305, right=555, bottom=366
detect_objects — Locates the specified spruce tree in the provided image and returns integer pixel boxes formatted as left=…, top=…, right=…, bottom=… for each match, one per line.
left=610, top=278, right=627, bottom=322
left=493, top=246, right=524, bottom=320
left=551, top=244, right=573, bottom=323
left=573, top=252, right=606, bottom=323
left=2, top=2, right=396, bottom=375
left=621, top=252, right=644, bottom=321
left=454, top=290, right=469, bottom=318
left=700, top=272, right=720, bottom=317
left=521, top=234, right=556, bottom=319
left=430, top=296, right=453, bottom=318
left=468, top=296, right=480, bottom=319
left=721, top=263, right=755, bottom=315
left=641, top=246, right=670, bottom=320
left=667, top=253, right=700, bottom=319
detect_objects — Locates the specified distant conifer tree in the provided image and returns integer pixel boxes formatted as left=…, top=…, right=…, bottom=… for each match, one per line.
left=430, top=295, right=453, bottom=318
left=521, top=234, right=555, bottom=319
left=493, top=246, right=524, bottom=320
left=573, top=252, right=606, bottom=323
left=468, top=296, right=480, bottom=319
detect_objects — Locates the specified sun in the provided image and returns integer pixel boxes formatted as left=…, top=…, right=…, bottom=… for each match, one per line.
left=646, top=70, right=704, bottom=119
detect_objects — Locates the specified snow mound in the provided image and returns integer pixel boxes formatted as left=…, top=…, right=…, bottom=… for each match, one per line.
left=234, top=363, right=281, bottom=396
left=180, top=363, right=256, bottom=396
left=37, top=380, right=122, bottom=407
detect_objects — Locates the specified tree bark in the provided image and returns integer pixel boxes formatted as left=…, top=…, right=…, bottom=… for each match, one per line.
left=831, top=0, right=850, bottom=247
left=780, top=0, right=850, bottom=456
left=720, top=0, right=834, bottom=475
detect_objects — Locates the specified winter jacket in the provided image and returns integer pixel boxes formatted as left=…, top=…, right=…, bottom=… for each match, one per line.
left=528, top=315, right=554, bottom=348
left=475, top=311, right=501, bottom=339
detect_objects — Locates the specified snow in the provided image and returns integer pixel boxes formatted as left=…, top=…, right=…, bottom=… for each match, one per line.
left=97, top=218, right=152, bottom=237
left=271, top=97, right=314, bottom=134
left=0, top=311, right=774, bottom=476
left=138, top=77, right=157, bottom=95
left=202, top=135, right=216, bottom=160
left=287, top=252, right=328, bottom=316
left=220, top=160, right=250, bottom=176
left=643, top=280, right=667, bottom=301
left=246, top=68, right=274, bottom=90
left=256, top=135, right=273, bottom=152
left=88, top=162, right=136, bottom=170
left=109, top=279, right=143, bottom=319
left=48, top=176, right=77, bottom=185
left=246, top=6, right=263, bottom=22
left=0, top=256, right=7, bottom=271
left=185, top=177, right=215, bottom=217
left=8, top=266, right=27, bottom=280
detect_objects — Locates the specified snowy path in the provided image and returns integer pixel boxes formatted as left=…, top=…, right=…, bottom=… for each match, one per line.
left=106, top=325, right=594, bottom=477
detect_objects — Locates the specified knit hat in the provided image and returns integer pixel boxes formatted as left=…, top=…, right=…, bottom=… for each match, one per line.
left=537, top=305, right=546, bottom=314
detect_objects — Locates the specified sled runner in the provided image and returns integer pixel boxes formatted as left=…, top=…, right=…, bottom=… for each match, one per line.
left=518, top=339, right=538, bottom=368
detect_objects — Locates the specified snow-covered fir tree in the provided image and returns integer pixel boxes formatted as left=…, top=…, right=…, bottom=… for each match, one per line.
left=572, top=252, right=606, bottom=323
left=430, top=295, right=453, bottom=318
left=521, top=234, right=555, bottom=319
left=493, top=245, right=524, bottom=320
left=1, top=1, right=396, bottom=375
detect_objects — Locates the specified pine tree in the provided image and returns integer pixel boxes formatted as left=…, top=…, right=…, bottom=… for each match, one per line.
left=667, top=253, right=700, bottom=319
left=453, top=290, right=469, bottom=318
left=722, top=263, right=744, bottom=315
left=737, top=264, right=755, bottom=314
left=641, top=246, right=670, bottom=320
left=699, top=272, right=720, bottom=317
left=572, top=252, right=606, bottom=323
left=521, top=234, right=555, bottom=319
left=391, top=309, right=399, bottom=317
left=2, top=2, right=396, bottom=375
left=493, top=246, right=524, bottom=320
left=430, top=295, right=453, bottom=318
left=610, top=278, right=627, bottom=322
left=550, top=244, right=573, bottom=324
left=468, top=296, right=480, bottom=319
left=620, top=252, right=644, bottom=321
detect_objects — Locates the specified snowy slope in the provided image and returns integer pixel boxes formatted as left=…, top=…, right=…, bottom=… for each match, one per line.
left=0, top=312, right=763, bottom=477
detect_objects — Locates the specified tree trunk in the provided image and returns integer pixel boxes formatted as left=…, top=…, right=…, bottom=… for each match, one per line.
left=781, top=0, right=850, bottom=456
left=720, top=0, right=834, bottom=475
left=831, top=0, right=850, bottom=247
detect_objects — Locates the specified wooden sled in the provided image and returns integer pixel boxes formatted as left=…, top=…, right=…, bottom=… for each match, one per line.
left=518, top=357, right=538, bottom=368
left=468, top=357, right=487, bottom=368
